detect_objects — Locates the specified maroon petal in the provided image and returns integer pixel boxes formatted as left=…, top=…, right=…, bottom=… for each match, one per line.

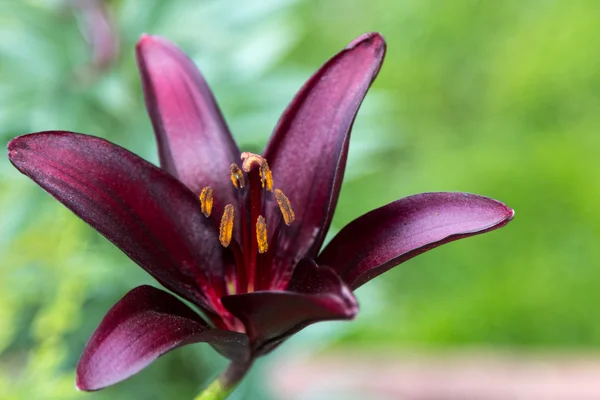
left=263, top=33, right=386, bottom=285
left=8, top=132, right=226, bottom=314
left=76, top=285, right=249, bottom=391
left=318, top=192, right=515, bottom=290
left=222, top=259, right=357, bottom=353
left=136, top=34, right=240, bottom=206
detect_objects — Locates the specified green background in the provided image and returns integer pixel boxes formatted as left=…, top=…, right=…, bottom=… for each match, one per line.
left=1, top=0, right=599, bottom=398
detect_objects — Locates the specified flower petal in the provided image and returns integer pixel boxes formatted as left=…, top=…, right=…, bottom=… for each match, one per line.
left=8, top=132, right=226, bottom=315
left=221, top=259, right=357, bottom=354
left=136, top=34, right=240, bottom=206
left=76, top=285, right=249, bottom=391
left=318, top=192, right=515, bottom=290
left=263, top=33, right=386, bottom=286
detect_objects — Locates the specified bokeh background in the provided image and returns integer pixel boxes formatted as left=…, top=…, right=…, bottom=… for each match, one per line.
left=1, top=0, right=599, bottom=399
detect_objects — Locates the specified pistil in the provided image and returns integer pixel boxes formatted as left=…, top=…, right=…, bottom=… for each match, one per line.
left=244, top=165, right=264, bottom=292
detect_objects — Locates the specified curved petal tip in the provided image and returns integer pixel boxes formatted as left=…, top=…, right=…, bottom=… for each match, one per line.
left=7, top=137, right=17, bottom=158
left=346, top=32, right=386, bottom=78
left=347, top=32, right=386, bottom=50
left=136, top=33, right=151, bottom=47
left=134, top=31, right=240, bottom=198
left=135, top=33, right=165, bottom=52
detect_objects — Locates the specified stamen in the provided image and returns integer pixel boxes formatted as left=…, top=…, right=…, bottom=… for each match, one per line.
left=199, top=186, right=213, bottom=217
left=229, top=164, right=245, bottom=188
left=241, top=152, right=273, bottom=191
left=274, top=189, right=295, bottom=225
left=219, top=204, right=235, bottom=247
left=256, top=215, right=268, bottom=254
left=261, top=164, right=273, bottom=191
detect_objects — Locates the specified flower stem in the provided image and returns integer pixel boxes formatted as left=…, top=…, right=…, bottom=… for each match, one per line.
left=194, top=360, right=253, bottom=400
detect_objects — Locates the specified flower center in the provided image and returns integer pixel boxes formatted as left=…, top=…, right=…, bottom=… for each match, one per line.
left=198, top=152, right=295, bottom=295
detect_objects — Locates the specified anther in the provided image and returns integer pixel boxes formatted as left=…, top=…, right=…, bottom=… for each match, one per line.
left=256, top=215, right=268, bottom=253
left=199, top=186, right=213, bottom=217
left=261, top=164, right=273, bottom=191
left=274, top=189, right=295, bottom=225
left=219, top=204, right=235, bottom=247
left=241, top=152, right=273, bottom=191
left=229, top=164, right=245, bottom=188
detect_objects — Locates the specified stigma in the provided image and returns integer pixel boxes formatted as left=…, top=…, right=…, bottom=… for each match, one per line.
left=241, top=152, right=273, bottom=191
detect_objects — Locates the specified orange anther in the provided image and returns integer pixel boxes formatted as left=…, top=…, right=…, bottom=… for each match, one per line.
left=199, top=186, right=213, bottom=217
left=219, top=204, right=235, bottom=247
left=229, top=164, right=245, bottom=189
left=256, top=215, right=268, bottom=254
left=274, top=189, right=295, bottom=225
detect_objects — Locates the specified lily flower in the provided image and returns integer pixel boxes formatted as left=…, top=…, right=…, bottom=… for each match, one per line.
left=7, top=32, right=514, bottom=399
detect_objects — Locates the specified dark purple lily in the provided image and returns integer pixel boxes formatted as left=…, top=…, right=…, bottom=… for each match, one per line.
left=7, top=32, right=513, bottom=398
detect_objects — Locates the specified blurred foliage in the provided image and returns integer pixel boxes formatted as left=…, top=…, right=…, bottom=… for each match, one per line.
left=1, top=0, right=599, bottom=399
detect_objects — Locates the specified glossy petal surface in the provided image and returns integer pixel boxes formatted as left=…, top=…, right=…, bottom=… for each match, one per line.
left=222, top=259, right=357, bottom=352
left=263, top=33, right=386, bottom=285
left=136, top=34, right=240, bottom=207
left=8, top=132, right=226, bottom=311
left=76, top=285, right=249, bottom=391
left=318, top=192, right=515, bottom=289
